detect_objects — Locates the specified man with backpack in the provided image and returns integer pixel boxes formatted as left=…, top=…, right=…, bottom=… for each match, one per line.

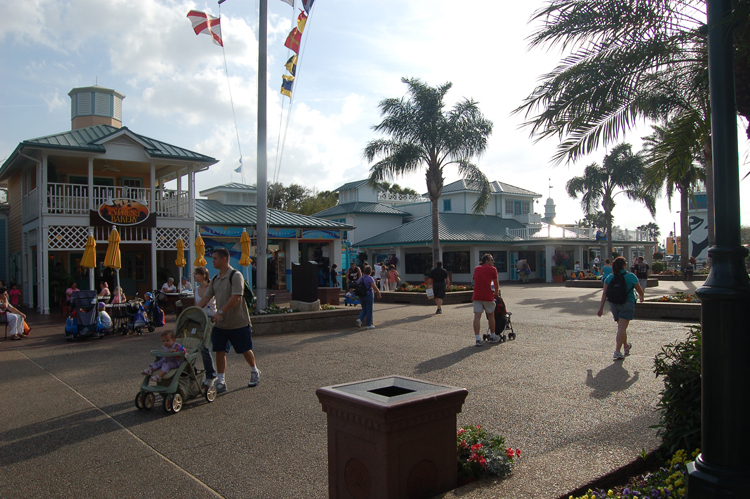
left=635, top=256, right=650, bottom=290
left=197, top=247, right=260, bottom=393
left=597, top=256, right=645, bottom=360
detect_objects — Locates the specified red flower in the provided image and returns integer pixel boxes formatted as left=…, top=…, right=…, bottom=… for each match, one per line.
left=475, top=425, right=481, bottom=429
left=515, top=448, right=521, bottom=457
left=506, top=448, right=515, bottom=458
left=460, top=439, right=467, bottom=449
left=478, top=456, right=487, bottom=467
left=457, top=428, right=465, bottom=434
left=471, top=443, right=483, bottom=451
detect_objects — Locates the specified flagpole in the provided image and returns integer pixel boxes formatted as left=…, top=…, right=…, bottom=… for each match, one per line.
left=256, top=0, right=268, bottom=310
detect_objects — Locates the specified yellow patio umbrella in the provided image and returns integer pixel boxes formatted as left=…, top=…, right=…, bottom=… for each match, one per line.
left=194, top=235, right=207, bottom=267
left=81, top=232, right=97, bottom=290
left=175, top=238, right=187, bottom=293
left=239, top=229, right=252, bottom=267
left=104, top=227, right=122, bottom=299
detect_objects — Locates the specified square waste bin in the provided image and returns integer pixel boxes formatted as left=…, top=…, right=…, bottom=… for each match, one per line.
left=316, top=375, right=468, bottom=499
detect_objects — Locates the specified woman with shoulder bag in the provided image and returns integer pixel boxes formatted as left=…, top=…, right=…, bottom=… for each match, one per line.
left=355, top=266, right=381, bottom=330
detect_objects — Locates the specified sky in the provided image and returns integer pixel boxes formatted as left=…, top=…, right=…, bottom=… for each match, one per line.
left=2, top=0, right=749, bottom=246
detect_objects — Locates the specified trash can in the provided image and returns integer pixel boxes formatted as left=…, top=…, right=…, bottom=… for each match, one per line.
left=316, top=375, right=468, bottom=499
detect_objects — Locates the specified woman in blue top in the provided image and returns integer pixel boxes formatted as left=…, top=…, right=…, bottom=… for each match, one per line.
left=597, top=256, right=644, bottom=360
left=601, top=258, right=613, bottom=278
left=356, top=266, right=382, bottom=330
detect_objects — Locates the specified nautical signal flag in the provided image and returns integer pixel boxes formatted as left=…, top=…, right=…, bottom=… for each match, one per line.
left=280, top=0, right=294, bottom=6
left=281, top=75, right=294, bottom=98
left=302, top=0, right=315, bottom=14
left=284, top=27, right=302, bottom=54
left=297, top=10, right=308, bottom=33
left=186, top=10, right=223, bottom=47
left=285, top=55, right=297, bottom=76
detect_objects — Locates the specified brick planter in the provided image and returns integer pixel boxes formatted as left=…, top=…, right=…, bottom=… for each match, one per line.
left=654, top=274, right=708, bottom=281
left=251, top=307, right=360, bottom=335
left=635, top=301, right=700, bottom=322
left=565, top=278, right=659, bottom=288
left=377, top=290, right=473, bottom=306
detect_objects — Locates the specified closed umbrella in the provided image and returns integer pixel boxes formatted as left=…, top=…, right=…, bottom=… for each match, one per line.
left=239, top=229, right=252, bottom=289
left=175, top=238, right=186, bottom=292
left=194, top=235, right=207, bottom=267
left=81, top=232, right=97, bottom=290
left=104, top=226, right=121, bottom=299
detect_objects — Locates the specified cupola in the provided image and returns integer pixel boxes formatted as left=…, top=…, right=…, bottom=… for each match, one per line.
left=69, top=85, right=125, bottom=130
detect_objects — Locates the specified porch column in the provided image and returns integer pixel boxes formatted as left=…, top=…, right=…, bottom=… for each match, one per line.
left=287, top=238, right=299, bottom=293
left=545, top=245, right=555, bottom=283
left=150, top=163, right=156, bottom=213
left=575, top=245, right=584, bottom=270
left=394, top=246, right=404, bottom=276
left=176, top=169, right=183, bottom=216
left=332, top=238, right=342, bottom=286
left=36, top=228, right=44, bottom=313
left=25, top=232, right=33, bottom=309
left=188, top=224, right=195, bottom=289
left=88, top=157, right=94, bottom=211
left=188, top=166, right=195, bottom=218
left=41, top=154, right=47, bottom=215
left=151, top=228, right=157, bottom=292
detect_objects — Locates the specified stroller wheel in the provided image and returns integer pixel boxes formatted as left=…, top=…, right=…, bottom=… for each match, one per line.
left=509, top=332, right=516, bottom=340
left=482, top=333, right=489, bottom=341
left=170, top=393, right=183, bottom=413
left=205, top=385, right=217, bottom=403
left=143, top=392, right=155, bottom=410
left=135, top=392, right=145, bottom=410
left=163, top=395, right=172, bottom=413
left=148, top=325, right=155, bottom=332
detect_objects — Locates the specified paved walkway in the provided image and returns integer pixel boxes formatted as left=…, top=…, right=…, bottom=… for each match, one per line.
left=0, top=282, right=698, bottom=498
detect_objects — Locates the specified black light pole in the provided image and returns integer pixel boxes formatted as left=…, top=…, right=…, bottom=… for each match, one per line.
left=688, top=0, right=750, bottom=496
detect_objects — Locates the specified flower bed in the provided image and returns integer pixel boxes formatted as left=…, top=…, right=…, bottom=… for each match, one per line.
left=568, top=448, right=698, bottom=499
left=456, top=425, right=518, bottom=484
left=250, top=304, right=299, bottom=315
left=251, top=307, right=360, bottom=335
left=394, top=283, right=473, bottom=293
left=647, top=292, right=700, bottom=303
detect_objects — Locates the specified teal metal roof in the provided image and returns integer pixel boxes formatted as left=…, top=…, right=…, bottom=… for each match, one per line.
left=355, top=213, right=525, bottom=247
left=435, top=179, right=541, bottom=197
left=334, top=179, right=371, bottom=192
left=314, top=202, right=410, bottom=217
left=195, top=199, right=353, bottom=229
left=2, top=124, right=215, bottom=169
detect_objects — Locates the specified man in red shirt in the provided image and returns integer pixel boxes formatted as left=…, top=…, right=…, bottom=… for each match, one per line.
left=472, top=254, right=500, bottom=346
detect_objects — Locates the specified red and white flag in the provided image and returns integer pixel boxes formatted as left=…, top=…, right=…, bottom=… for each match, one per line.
left=187, top=10, right=223, bottom=47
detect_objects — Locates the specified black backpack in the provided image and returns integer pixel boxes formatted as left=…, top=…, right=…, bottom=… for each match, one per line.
left=212, top=269, right=256, bottom=310
left=354, top=277, right=368, bottom=298
left=606, top=272, right=629, bottom=304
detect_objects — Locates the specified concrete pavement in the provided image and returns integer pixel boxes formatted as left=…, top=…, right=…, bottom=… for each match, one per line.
left=0, top=281, right=697, bottom=498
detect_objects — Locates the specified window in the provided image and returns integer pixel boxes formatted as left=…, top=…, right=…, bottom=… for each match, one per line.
left=443, top=251, right=470, bottom=273
left=522, top=202, right=530, bottom=215
left=443, top=199, right=452, bottom=212
left=505, top=200, right=513, bottom=214
left=405, top=252, right=432, bottom=275
left=479, top=250, right=508, bottom=273
left=122, top=178, right=143, bottom=188
left=518, top=251, right=537, bottom=271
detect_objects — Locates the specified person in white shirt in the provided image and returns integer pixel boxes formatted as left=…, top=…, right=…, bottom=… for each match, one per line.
left=180, top=276, right=193, bottom=292
left=374, top=262, right=382, bottom=289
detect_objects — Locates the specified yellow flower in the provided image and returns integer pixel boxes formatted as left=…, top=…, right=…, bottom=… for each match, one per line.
left=674, top=478, right=684, bottom=487
left=678, top=488, right=685, bottom=497
left=607, top=491, right=614, bottom=497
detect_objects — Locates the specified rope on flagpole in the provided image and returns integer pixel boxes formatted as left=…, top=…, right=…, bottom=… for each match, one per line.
left=219, top=4, right=245, bottom=185
left=271, top=3, right=314, bottom=205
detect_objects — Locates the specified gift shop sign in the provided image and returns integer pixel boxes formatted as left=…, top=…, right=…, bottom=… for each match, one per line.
left=98, top=199, right=150, bottom=226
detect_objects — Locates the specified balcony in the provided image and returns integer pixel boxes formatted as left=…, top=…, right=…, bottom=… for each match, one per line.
left=36, top=183, right=190, bottom=219
left=506, top=224, right=654, bottom=242
left=378, top=191, right=428, bottom=204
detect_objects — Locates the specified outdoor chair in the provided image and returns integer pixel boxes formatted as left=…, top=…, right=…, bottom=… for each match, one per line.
left=0, top=309, right=8, bottom=341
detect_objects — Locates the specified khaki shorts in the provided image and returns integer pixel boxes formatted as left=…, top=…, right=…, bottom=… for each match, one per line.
left=473, top=300, right=496, bottom=314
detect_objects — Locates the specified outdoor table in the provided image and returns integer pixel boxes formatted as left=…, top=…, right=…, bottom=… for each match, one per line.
left=162, top=293, right=181, bottom=314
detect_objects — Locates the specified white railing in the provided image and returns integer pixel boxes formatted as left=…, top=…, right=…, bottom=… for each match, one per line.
left=378, top=191, right=428, bottom=203
left=37, top=183, right=189, bottom=219
left=22, top=188, right=39, bottom=223
left=506, top=227, right=543, bottom=239
left=94, top=225, right=151, bottom=242
left=505, top=225, right=655, bottom=241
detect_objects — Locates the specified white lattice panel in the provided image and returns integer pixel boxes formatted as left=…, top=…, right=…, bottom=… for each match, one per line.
left=156, top=227, right=189, bottom=249
left=48, top=225, right=89, bottom=250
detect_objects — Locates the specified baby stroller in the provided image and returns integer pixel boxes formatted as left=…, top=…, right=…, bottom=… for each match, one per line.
left=344, top=291, right=360, bottom=306
left=134, top=306, right=217, bottom=414
left=482, top=295, right=516, bottom=343
left=65, top=290, right=106, bottom=341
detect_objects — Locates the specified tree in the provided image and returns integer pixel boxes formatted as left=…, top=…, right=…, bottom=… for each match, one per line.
left=376, top=181, right=419, bottom=196
left=642, top=121, right=705, bottom=270
left=637, top=222, right=662, bottom=242
left=365, top=77, right=493, bottom=263
left=566, top=143, right=656, bottom=259
left=299, top=189, right=338, bottom=216
left=578, top=211, right=608, bottom=230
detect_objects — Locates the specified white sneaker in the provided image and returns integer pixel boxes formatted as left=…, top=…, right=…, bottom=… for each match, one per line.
left=366, top=325, right=375, bottom=330
left=624, top=343, right=632, bottom=356
left=248, top=369, right=261, bottom=387
left=475, top=339, right=484, bottom=347
left=489, top=334, right=500, bottom=343
left=355, top=319, right=362, bottom=328
left=613, top=350, right=625, bottom=360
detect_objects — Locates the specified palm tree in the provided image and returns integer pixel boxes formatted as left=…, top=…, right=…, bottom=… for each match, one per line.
left=566, top=144, right=656, bottom=259
left=642, top=122, right=706, bottom=270
left=364, top=77, right=493, bottom=263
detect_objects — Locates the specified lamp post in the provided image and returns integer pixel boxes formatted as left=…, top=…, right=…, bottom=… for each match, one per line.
left=687, top=0, right=750, bottom=496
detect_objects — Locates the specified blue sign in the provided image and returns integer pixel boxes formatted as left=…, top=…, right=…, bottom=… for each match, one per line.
left=268, top=228, right=297, bottom=238
left=301, top=229, right=340, bottom=240
left=200, top=226, right=250, bottom=238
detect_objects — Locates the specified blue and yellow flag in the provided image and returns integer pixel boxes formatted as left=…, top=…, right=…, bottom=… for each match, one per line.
left=281, top=75, right=294, bottom=98
left=285, top=55, right=297, bottom=76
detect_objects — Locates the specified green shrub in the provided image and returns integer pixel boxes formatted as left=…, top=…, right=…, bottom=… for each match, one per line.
left=652, top=262, right=666, bottom=273
left=653, top=326, right=702, bottom=454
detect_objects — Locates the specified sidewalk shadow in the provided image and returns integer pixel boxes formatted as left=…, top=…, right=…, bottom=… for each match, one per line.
left=586, top=364, right=639, bottom=399
left=414, top=344, right=499, bottom=374
left=516, top=291, right=601, bottom=316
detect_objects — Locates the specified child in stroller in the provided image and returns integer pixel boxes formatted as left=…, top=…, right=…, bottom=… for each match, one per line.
left=65, top=290, right=106, bottom=340
left=344, top=286, right=360, bottom=306
left=482, top=291, right=516, bottom=343
left=141, top=330, right=186, bottom=383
